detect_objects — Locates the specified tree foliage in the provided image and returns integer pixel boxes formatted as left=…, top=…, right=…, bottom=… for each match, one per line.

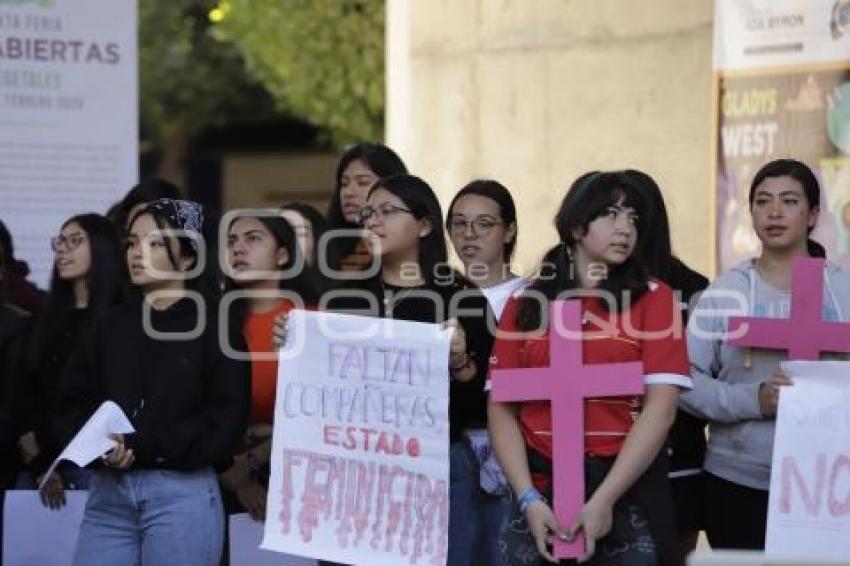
left=211, top=0, right=385, bottom=147
left=139, top=0, right=275, bottom=143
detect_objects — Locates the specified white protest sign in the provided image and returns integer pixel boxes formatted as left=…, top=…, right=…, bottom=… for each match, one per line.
left=3, top=489, right=87, bottom=566
left=262, top=310, right=452, bottom=566
left=766, top=361, right=850, bottom=558
left=39, top=400, right=134, bottom=490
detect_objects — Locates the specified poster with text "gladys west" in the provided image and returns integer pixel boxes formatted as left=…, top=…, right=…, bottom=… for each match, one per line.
left=714, top=0, right=850, bottom=273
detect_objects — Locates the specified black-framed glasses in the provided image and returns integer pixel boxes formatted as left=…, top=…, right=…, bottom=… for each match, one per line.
left=447, top=215, right=503, bottom=237
left=357, top=204, right=413, bottom=227
left=50, top=233, right=87, bottom=252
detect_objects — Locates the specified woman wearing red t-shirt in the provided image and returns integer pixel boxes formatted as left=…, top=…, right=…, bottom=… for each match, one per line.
left=219, top=213, right=319, bottom=521
left=489, top=171, right=691, bottom=565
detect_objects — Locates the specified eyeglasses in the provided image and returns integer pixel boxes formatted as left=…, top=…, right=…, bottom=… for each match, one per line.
left=357, top=204, right=413, bottom=227
left=447, top=215, right=503, bottom=237
left=50, top=233, right=87, bottom=252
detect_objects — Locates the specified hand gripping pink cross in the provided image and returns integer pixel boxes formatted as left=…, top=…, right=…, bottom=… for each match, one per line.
left=728, top=257, right=850, bottom=359
left=490, top=299, right=645, bottom=558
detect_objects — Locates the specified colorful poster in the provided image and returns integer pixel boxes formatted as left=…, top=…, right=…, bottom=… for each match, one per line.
left=262, top=310, right=452, bottom=566
left=0, top=0, right=137, bottom=287
left=714, top=0, right=850, bottom=272
left=766, top=361, right=850, bottom=558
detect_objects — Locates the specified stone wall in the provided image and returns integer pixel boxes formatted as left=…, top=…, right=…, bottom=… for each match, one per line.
left=386, top=0, right=715, bottom=277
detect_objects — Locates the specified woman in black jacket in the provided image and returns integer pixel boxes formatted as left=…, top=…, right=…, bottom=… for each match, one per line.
left=54, top=199, right=250, bottom=566
left=280, top=173, right=495, bottom=566
left=23, top=213, right=123, bottom=508
left=0, top=234, right=32, bottom=566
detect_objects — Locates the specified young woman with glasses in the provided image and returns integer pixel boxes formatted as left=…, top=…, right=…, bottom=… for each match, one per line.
left=444, top=179, right=524, bottom=565
left=22, top=214, right=124, bottom=508
left=275, top=174, right=495, bottom=566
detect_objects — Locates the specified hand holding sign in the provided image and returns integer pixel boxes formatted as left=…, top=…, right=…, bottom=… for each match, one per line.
left=39, top=401, right=134, bottom=491
left=489, top=300, right=645, bottom=559
left=758, top=367, right=794, bottom=418
left=101, top=433, right=134, bottom=469
left=766, top=361, right=850, bottom=558
left=263, top=310, right=453, bottom=566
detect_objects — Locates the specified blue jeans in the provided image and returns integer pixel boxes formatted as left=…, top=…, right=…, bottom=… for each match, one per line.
left=448, top=440, right=507, bottom=566
left=73, top=468, right=224, bottom=566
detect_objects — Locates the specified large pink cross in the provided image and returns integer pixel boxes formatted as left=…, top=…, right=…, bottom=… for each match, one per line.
left=490, top=299, right=644, bottom=558
left=728, top=257, right=850, bottom=359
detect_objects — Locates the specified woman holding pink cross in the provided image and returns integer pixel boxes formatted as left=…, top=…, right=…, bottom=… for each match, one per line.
left=680, top=158, right=850, bottom=551
left=489, top=170, right=691, bottom=565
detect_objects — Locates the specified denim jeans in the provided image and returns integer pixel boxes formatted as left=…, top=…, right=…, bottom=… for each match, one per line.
left=448, top=439, right=507, bottom=566
left=73, top=468, right=224, bottom=566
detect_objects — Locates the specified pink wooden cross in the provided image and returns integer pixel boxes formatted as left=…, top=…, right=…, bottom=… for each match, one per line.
left=728, top=257, right=850, bottom=359
left=490, top=300, right=645, bottom=558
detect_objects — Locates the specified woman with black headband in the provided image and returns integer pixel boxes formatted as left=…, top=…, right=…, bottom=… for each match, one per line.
left=53, top=198, right=250, bottom=566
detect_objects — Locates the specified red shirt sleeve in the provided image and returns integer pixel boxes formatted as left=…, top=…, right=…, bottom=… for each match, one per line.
left=640, top=280, right=691, bottom=388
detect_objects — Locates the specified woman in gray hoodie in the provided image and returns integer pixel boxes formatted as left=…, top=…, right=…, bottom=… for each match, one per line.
left=680, top=159, right=850, bottom=550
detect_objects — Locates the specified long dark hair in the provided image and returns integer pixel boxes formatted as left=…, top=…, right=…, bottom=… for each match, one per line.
left=279, top=202, right=328, bottom=264
left=128, top=201, right=221, bottom=305
left=326, top=143, right=407, bottom=268
left=517, top=171, right=650, bottom=330
left=33, top=214, right=124, bottom=353
left=446, top=179, right=518, bottom=262
left=108, top=178, right=182, bottom=232
left=224, top=213, right=320, bottom=325
left=0, top=220, right=14, bottom=288
left=749, top=158, right=825, bottom=258
left=624, top=169, right=673, bottom=282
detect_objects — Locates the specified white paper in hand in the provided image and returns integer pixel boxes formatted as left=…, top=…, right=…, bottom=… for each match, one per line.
left=39, top=400, right=134, bottom=490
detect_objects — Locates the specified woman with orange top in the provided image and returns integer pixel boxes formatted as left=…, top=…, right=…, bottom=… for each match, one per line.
left=219, top=212, right=319, bottom=521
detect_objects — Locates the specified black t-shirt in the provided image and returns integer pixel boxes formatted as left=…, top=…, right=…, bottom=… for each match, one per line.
left=0, top=304, right=31, bottom=487
left=27, top=307, right=92, bottom=475
left=54, top=297, right=251, bottom=472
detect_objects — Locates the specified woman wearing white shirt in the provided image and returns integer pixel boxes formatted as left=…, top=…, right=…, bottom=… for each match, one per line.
left=445, top=179, right=525, bottom=565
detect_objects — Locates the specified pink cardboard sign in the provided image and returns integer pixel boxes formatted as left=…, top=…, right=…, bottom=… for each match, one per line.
left=728, top=257, right=850, bottom=359
left=489, top=300, right=644, bottom=558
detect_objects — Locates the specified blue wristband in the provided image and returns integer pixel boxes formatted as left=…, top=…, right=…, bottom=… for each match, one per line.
left=517, top=486, right=543, bottom=514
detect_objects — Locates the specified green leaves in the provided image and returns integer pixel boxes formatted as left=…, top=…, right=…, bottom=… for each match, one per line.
left=211, top=0, right=385, bottom=146
left=139, top=0, right=275, bottom=143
